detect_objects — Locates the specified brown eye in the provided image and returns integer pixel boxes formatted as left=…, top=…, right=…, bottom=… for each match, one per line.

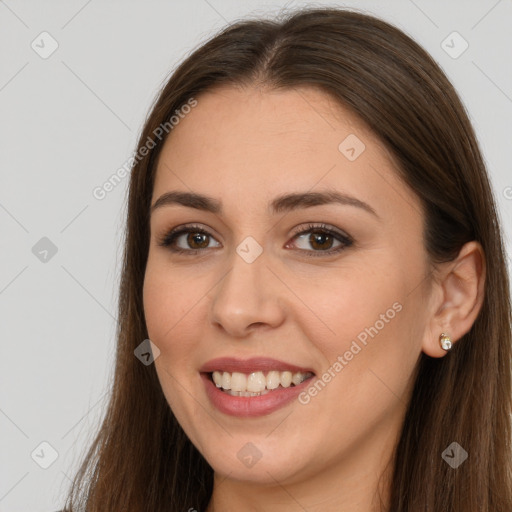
left=288, top=223, right=353, bottom=257
left=186, top=232, right=210, bottom=249
left=158, top=225, right=221, bottom=253
left=308, top=231, right=335, bottom=250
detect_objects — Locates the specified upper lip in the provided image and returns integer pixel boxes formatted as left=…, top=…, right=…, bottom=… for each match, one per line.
left=200, top=357, right=315, bottom=375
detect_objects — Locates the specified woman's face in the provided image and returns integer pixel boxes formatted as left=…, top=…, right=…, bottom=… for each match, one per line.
left=143, top=84, right=434, bottom=490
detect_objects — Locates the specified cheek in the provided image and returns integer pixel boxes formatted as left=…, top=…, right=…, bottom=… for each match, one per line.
left=143, top=273, right=171, bottom=343
left=143, top=266, right=205, bottom=433
left=295, top=297, right=419, bottom=447
left=143, top=270, right=190, bottom=381
left=290, top=263, right=403, bottom=356
left=293, top=256, right=420, bottom=404
left=142, top=259, right=215, bottom=403
left=143, top=261, right=199, bottom=347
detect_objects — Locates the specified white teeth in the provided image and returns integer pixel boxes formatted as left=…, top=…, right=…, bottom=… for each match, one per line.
left=211, top=369, right=312, bottom=393
left=247, top=371, right=266, bottom=392
left=221, top=371, right=231, bottom=390
left=212, top=371, right=222, bottom=387
left=291, top=372, right=304, bottom=386
left=225, top=389, right=271, bottom=397
left=280, top=371, right=292, bottom=388
left=266, top=370, right=280, bottom=390
left=230, top=372, right=247, bottom=392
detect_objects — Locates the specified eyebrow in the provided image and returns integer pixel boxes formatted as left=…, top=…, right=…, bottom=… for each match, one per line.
left=150, top=190, right=378, bottom=218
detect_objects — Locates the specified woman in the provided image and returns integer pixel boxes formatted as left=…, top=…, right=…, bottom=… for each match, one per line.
left=63, top=6, right=512, bottom=511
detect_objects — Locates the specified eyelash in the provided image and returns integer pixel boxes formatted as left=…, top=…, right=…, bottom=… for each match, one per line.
left=157, top=222, right=353, bottom=258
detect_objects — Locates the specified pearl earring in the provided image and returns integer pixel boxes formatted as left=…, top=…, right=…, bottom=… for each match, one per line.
left=439, top=333, right=452, bottom=351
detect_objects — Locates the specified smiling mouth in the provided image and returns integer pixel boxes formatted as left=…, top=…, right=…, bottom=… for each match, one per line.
left=208, top=370, right=314, bottom=397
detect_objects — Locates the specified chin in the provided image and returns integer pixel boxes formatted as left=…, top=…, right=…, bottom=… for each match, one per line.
left=198, top=434, right=316, bottom=486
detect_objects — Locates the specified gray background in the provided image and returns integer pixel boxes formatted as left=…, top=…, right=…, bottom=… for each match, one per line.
left=1, top=0, right=511, bottom=510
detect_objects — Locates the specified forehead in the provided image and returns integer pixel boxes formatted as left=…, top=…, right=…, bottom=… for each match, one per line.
left=152, top=84, right=421, bottom=224
left=158, top=83, right=375, bottom=165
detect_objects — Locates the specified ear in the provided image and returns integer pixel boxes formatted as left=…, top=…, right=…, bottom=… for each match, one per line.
left=422, top=241, right=486, bottom=358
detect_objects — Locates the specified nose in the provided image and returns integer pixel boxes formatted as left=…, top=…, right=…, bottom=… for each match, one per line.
left=208, top=248, right=286, bottom=338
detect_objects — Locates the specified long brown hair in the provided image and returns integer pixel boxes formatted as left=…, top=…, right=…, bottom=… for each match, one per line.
left=63, top=7, right=512, bottom=511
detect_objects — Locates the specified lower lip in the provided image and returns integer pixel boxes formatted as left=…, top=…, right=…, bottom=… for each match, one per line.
left=201, top=373, right=314, bottom=417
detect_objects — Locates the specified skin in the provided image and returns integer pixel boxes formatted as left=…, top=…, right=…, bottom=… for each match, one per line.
left=142, top=84, right=485, bottom=512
